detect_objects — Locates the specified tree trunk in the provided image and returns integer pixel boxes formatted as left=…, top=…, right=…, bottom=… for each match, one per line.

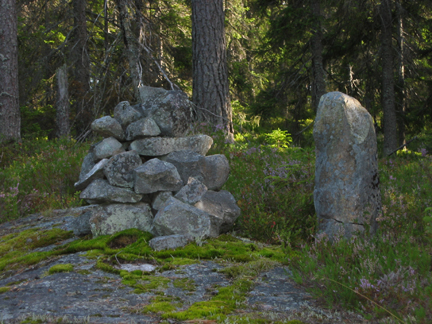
left=192, top=0, right=233, bottom=138
left=380, top=0, right=398, bottom=155
left=116, top=0, right=142, bottom=101
left=56, top=64, right=70, bottom=138
left=0, top=0, right=21, bottom=143
left=71, top=0, right=90, bottom=136
left=310, top=0, right=326, bottom=112
left=396, top=0, right=406, bottom=147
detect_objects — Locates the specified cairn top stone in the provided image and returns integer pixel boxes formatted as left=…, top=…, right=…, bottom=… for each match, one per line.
left=313, top=91, right=380, bottom=240
left=91, top=116, right=125, bottom=141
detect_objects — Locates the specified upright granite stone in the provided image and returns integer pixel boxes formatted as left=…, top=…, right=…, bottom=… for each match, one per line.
left=313, top=92, right=380, bottom=240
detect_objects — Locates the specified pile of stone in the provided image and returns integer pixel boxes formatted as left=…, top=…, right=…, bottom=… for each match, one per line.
left=74, top=86, right=240, bottom=251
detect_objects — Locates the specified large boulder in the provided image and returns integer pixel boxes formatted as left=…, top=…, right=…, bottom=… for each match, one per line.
left=194, top=190, right=241, bottom=234
left=135, top=86, right=194, bottom=137
left=113, top=101, right=142, bottom=129
left=163, top=151, right=229, bottom=190
left=74, top=158, right=109, bottom=190
left=89, top=203, right=153, bottom=236
left=80, top=179, right=143, bottom=204
left=152, top=197, right=213, bottom=238
left=134, top=158, right=183, bottom=194
left=103, top=151, right=142, bottom=188
left=129, top=135, right=213, bottom=157
left=91, top=116, right=125, bottom=141
left=313, top=92, right=381, bottom=240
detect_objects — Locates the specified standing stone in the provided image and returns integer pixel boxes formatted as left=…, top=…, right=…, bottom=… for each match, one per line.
left=313, top=92, right=380, bottom=240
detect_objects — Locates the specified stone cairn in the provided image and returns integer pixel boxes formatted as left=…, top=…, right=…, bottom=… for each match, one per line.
left=74, top=86, right=240, bottom=251
left=313, top=92, right=381, bottom=241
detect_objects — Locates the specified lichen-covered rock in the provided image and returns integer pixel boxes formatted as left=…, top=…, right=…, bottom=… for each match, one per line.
left=163, top=151, right=229, bottom=190
left=151, top=191, right=173, bottom=211
left=93, top=137, right=125, bottom=161
left=113, top=101, right=142, bottom=129
left=89, top=203, right=153, bottom=236
left=313, top=91, right=380, bottom=240
left=175, top=177, right=208, bottom=205
left=80, top=179, right=142, bottom=204
left=91, top=116, right=125, bottom=140
left=125, top=117, right=161, bottom=141
left=130, top=135, right=213, bottom=157
left=152, top=197, right=212, bottom=238
left=134, top=159, right=183, bottom=194
left=148, top=235, right=192, bottom=251
left=74, top=158, right=109, bottom=190
left=103, top=151, right=142, bottom=188
left=194, top=190, right=241, bottom=234
left=136, top=86, right=194, bottom=137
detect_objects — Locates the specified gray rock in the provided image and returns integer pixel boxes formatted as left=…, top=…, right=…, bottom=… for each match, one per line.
left=175, top=177, right=208, bottom=205
left=113, top=101, right=142, bottom=129
left=74, top=158, right=109, bottom=190
left=93, top=137, right=125, bottom=161
left=152, top=197, right=212, bottom=238
left=136, top=86, right=194, bottom=137
left=91, top=116, right=125, bottom=140
left=201, top=154, right=230, bottom=190
left=89, top=203, right=153, bottom=237
left=125, top=117, right=161, bottom=141
left=151, top=191, right=173, bottom=211
left=134, top=158, right=183, bottom=194
left=194, top=190, right=241, bottom=234
left=148, top=235, right=192, bottom=251
left=103, top=151, right=142, bottom=188
left=80, top=179, right=142, bottom=204
left=163, top=151, right=229, bottom=190
left=130, top=135, right=213, bottom=157
left=313, top=92, right=380, bottom=240
left=69, top=208, right=94, bottom=236
left=79, top=152, right=96, bottom=181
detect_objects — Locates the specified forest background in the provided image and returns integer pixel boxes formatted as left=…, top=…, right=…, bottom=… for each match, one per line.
left=1, top=0, right=432, bottom=322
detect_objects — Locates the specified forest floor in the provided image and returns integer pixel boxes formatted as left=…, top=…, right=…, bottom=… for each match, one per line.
left=0, top=209, right=368, bottom=324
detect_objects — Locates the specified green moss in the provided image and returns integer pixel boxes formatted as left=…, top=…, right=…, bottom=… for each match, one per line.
left=48, top=263, right=74, bottom=274
left=131, top=275, right=171, bottom=294
left=219, top=259, right=280, bottom=278
left=173, top=278, right=196, bottom=291
left=143, top=296, right=182, bottom=314
left=77, top=269, right=92, bottom=275
left=0, top=286, right=11, bottom=294
left=0, top=228, right=73, bottom=273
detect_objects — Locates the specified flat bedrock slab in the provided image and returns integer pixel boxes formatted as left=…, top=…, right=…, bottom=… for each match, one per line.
left=152, top=197, right=212, bottom=238
left=163, top=150, right=229, bottom=190
left=130, top=135, right=213, bottom=157
left=103, top=150, right=142, bottom=188
left=89, top=203, right=153, bottom=236
left=148, top=234, right=192, bottom=251
left=134, top=158, right=183, bottom=194
left=93, top=137, right=125, bottom=161
left=91, top=116, right=125, bottom=141
left=313, top=91, right=381, bottom=240
left=80, top=179, right=143, bottom=204
left=135, top=86, right=195, bottom=137
left=125, top=117, right=161, bottom=141
left=113, top=101, right=142, bottom=129
left=74, top=158, right=108, bottom=190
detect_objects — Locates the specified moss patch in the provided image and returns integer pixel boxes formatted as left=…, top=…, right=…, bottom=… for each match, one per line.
left=219, top=259, right=280, bottom=279
left=173, top=277, right=196, bottom=291
left=142, top=296, right=182, bottom=314
left=48, top=263, right=74, bottom=274
left=0, top=228, right=73, bottom=273
left=0, top=286, right=11, bottom=294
